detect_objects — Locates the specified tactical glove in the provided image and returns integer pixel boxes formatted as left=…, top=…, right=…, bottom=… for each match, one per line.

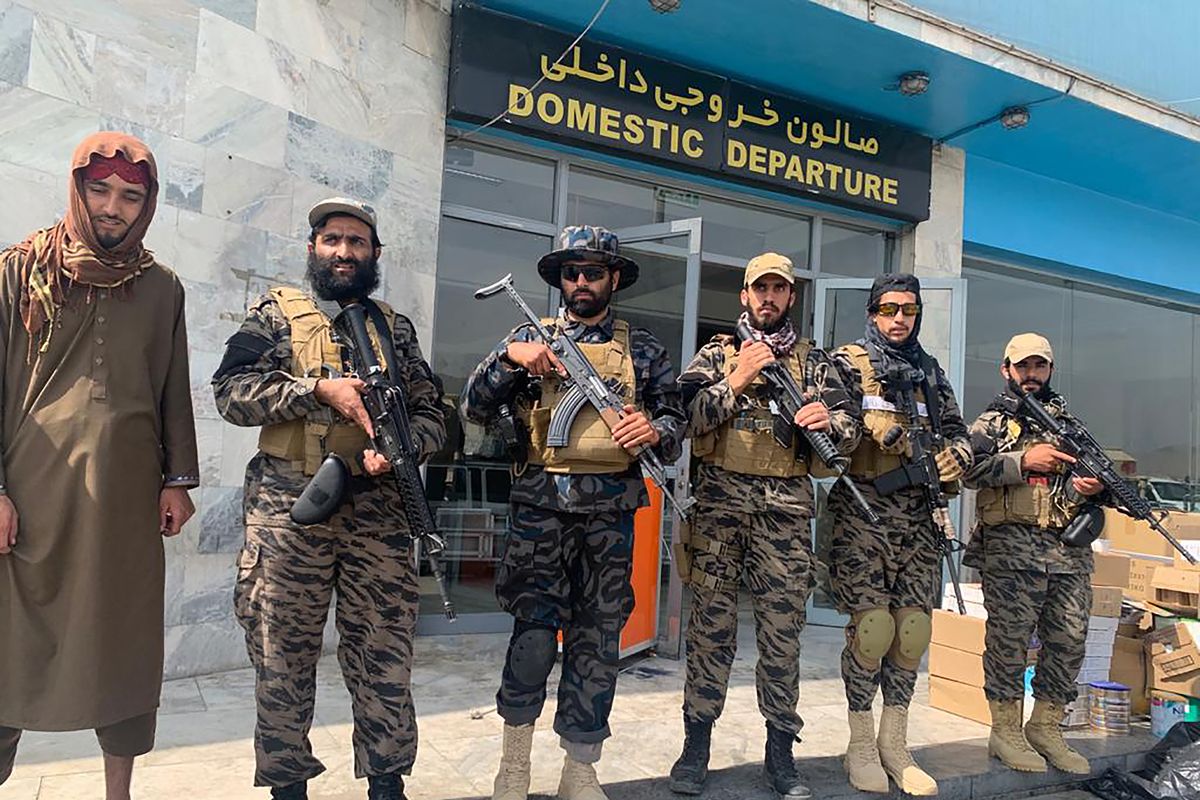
left=935, top=445, right=970, bottom=483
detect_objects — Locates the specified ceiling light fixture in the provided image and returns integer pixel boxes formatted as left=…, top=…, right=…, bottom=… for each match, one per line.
left=897, top=71, right=930, bottom=96
left=1000, top=106, right=1030, bottom=130
left=649, top=0, right=682, bottom=12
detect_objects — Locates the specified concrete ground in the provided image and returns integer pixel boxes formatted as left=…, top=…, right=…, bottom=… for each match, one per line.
left=0, top=619, right=1151, bottom=800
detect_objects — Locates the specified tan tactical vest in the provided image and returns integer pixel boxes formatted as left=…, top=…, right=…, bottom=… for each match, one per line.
left=692, top=339, right=812, bottom=477
left=257, top=287, right=396, bottom=475
left=975, top=415, right=1080, bottom=529
left=519, top=318, right=639, bottom=474
left=843, top=343, right=932, bottom=480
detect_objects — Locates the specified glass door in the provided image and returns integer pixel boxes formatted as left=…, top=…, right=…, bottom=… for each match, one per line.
left=809, top=277, right=967, bottom=626
left=613, top=219, right=702, bottom=659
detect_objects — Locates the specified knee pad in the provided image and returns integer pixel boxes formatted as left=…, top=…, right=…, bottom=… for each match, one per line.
left=509, top=622, right=558, bottom=687
left=850, top=608, right=895, bottom=670
left=887, top=607, right=932, bottom=671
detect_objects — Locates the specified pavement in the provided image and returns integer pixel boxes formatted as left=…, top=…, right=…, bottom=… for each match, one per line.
left=0, top=618, right=1153, bottom=800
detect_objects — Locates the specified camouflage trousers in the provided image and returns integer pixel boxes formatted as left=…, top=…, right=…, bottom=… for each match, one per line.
left=495, top=502, right=636, bottom=744
left=683, top=506, right=812, bottom=735
left=234, top=521, right=419, bottom=787
left=828, top=481, right=941, bottom=712
left=982, top=566, right=1091, bottom=705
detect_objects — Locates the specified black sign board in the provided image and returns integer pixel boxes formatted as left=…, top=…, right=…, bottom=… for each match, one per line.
left=448, top=3, right=933, bottom=222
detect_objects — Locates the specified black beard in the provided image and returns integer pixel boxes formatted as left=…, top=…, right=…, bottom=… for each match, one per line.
left=749, top=306, right=789, bottom=333
left=306, top=250, right=380, bottom=302
left=565, top=285, right=611, bottom=318
left=1008, top=376, right=1053, bottom=400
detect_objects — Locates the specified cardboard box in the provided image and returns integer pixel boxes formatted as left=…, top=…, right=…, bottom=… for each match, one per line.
left=1121, top=554, right=1173, bottom=602
left=1093, top=552, right=1131, bottom=588
left=1146, top=622, right=1200, bottom=696
left=932, top=609, right=987, bottom=654
left=930, top=675, right=990, bottom=724
left=1106, top=510, right=1200, bottom=559
left=941, top=596, right=988, bottom=618
left=1089, top=615, right=1120, bottom=634
left=1175, top=542, right=1200, bottom=566
left=928, top=643, right=984, bottom=686
left=1150, top=565, right=1200, bottom=614
left=1091, top=585, right=1124, bottom=618
left=1110, top=635, right=1149, bottom=716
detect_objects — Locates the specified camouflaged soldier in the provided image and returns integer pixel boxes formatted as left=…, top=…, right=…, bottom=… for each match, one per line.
left=962, top=333, right=1104, bottom=776
left=461, top=226, right=686, bottom=800
left=668, top=253, right=859, bottom=799
left=827, top=274, right=972, bottom=796
left=212, top=198, right=446, bottom=800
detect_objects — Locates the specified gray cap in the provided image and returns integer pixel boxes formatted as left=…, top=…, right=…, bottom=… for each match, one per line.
left=307, top=196, right=377, bottom=231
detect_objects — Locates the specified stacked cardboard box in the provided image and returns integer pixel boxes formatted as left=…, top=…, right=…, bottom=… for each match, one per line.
left=929, top=603, right=991, bottom=724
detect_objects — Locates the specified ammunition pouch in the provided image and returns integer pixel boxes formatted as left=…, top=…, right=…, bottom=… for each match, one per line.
left=1061, top=503, right=1105, bottom=548
left=290, top=453, right=350, bottom=525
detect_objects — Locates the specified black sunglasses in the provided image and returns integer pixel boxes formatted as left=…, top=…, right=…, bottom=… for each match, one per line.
left=561, top=264, right=610, bottom=283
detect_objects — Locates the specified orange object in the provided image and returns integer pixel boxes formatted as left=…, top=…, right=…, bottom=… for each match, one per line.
left=620, top=479, right=663, bottom=656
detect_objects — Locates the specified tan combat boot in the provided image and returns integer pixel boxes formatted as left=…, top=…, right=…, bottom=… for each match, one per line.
left=987, top=700, right=1046, bottom=772
left=877, top=705, right=938, bottom=796
left=1025, top=700, right=1090, bottom=774
left=844, top=710, right=890, bottom=793
left=492, top=723, right=534, bottom=800
left=557, top=755, right=608, bottom=800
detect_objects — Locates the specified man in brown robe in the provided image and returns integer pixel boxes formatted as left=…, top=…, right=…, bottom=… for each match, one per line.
left=0, top=132, right=199, bottom=800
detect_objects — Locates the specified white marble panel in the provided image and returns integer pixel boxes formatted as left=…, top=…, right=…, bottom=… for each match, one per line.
left=0, top=2, right=32, bottom=85
left=194, top=416, right=224, bottom=488
left=174, top=209, right=269, bottom=288
left=403, top=0, right=449, bottom=64
left=144, top=203, right=179, bottom=268
left=382, top=266, right=435, bottom=347
left=201, top=150, right=293, bottom=235
left=101, top=116, right=207, bottom=211
left=364, top=45, right=446, bottom=165
left=356, top=0, right=407, bottom=86
left=93, top=38, right=186, bottom=137
left=163, top=551, right=187, bottom=627
left=190, top=0, right=257, bottom=29
left=195, top=9, right=308, bottom=113
left=20, top=0, right=199, bottom=69
left=288, top=176, right=343, bottom=240
left=195, top=486, right=243, bottom=555
left=163, top=618, right=248, bottom=678
left=255, top=0, right=364, bottom=75
left=0, top=160, right=63, bottom=246
left=264, top=232, right=309, bottom=281
left=285, top=112, right=393, bottom=202
left=177, top=276, right=252, bottom=353
left=26, top=13, right=94, bottom=104
left=0, top=81, right=96, bottom=175
left=178, top=550, right=238, bottom=622
left=219, top=424, right=259, bottom=487
left=188, top=346, right=222, bottom=422
left=305, top=59, right=370, bottom=138
left=183, top=74, right=288, bottom=169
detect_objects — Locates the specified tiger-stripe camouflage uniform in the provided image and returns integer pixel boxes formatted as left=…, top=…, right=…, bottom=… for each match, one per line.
left=462, top=226, right=686, bottom=800
left=212, top=198, right=446, bottom=800
left=962, top=332, right=1097, bottom=776
left=827, top=273, right=972, bottom=796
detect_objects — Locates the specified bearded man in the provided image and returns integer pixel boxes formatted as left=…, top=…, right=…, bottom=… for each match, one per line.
left=212, top=198, right=446, bottom=800
left=0, top=132, right=199, bottom=800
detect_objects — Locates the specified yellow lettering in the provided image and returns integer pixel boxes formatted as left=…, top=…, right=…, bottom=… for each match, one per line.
left=844, top=169, right=863, bottom=196
left=566, top=98, right=596, bottom=133
left=624, top=114, right=645, bottom=145
left=682, top=128, right=703, bottom=158
left=727, top=138, right=747, bottom=168
left=748, top=144, right=767, bottom=174
left=647, top=118, right=669, bottom=150
left=825, top=163, right=843, bottom=191
left=864, top=173, right=883, bottom=201
left=668, top=124, right=680, bottom=154
left=537, top=91, right=564, bottom=124
left=508, top=84, right=534, bottom=118
left=784, top=154, right=805, bottom=183
left=805, top=159, right=825, bottom=188
left=882, top=178, right=899, bottom=205
left=768, top=148, right=786, bottom=175
left=598, top=107, right=621, bottom=140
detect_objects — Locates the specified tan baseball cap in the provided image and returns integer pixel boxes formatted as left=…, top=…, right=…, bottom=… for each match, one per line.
left=744, top=252, right=794, bottom=286
left=1004, top=333, right=1054, bottom=364
left=307, top=196, right=378, bottom=231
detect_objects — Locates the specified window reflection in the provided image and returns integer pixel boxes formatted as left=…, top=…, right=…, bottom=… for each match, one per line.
left=821, top=223, right=886, bottom=278
left=443, top=144, right=556, bottom=222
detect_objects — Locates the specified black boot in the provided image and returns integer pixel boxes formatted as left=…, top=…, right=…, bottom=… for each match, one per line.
left=763, top=724, right=811, bottom=800
left=367, top=773, right=407, bottom=800
left=669, top=717, right=713, bottom=795
left=270, top=783, right=307, bottom=800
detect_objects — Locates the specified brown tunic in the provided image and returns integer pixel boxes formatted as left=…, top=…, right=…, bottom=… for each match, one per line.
left=0, top=251, right=198, bottom=730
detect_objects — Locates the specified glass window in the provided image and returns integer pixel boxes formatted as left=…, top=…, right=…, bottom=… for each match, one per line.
left=566, top=168, right=656, bottom=229
left=820, top=223, right=887, bottom=277
left=664, top=196, right=811, bottom=268
left=442, top=144, right=555, bottom=222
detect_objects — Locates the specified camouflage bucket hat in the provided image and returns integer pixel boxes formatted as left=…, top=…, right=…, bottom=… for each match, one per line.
left=536, top=225, right=640, bottom=289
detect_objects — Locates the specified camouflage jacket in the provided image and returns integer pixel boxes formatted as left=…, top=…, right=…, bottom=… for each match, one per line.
left=962, top=391, right=1096, bottom=573
left=211, top=292, right=446, bottom=526
left=460, top=310, right=686, bottom=513
left=679, top=336, right=861, bottom=515
left=832, top=345, right=973, bottom=484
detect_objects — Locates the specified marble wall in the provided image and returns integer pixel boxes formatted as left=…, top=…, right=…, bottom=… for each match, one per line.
left=0, top=0, right=451, bottom=677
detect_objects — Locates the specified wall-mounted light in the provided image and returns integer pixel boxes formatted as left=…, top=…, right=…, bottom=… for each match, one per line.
left=1000, top=106, right=1030, bottom=130
left=649, top=0, right=682, bottom=12
left=898, top=71, right=930, bottom=96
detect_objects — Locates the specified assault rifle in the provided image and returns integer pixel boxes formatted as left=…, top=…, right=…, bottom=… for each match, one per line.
left=474, top=273, right=696, bottom=523
left=999, top=390, right=1197, bottom=565
left=881, top=364, right=967, bottom=615
left=289, top=302, right=457, bottom=621
left=733, top=320, right=879, bottom=524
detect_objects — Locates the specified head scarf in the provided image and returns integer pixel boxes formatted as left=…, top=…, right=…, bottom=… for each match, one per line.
left=13, top=131, right=158, bottom=353
left=862, top=273, right=925, bottom=367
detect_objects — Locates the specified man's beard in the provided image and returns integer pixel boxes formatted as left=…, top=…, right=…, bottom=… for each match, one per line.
left=1008, top=375, right=1053, bottom=400
left=748, top=304, right=790, bottom=333
left=306, top=251, right=380, bottom=302
left=565, top=284, right=612, bottom=318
